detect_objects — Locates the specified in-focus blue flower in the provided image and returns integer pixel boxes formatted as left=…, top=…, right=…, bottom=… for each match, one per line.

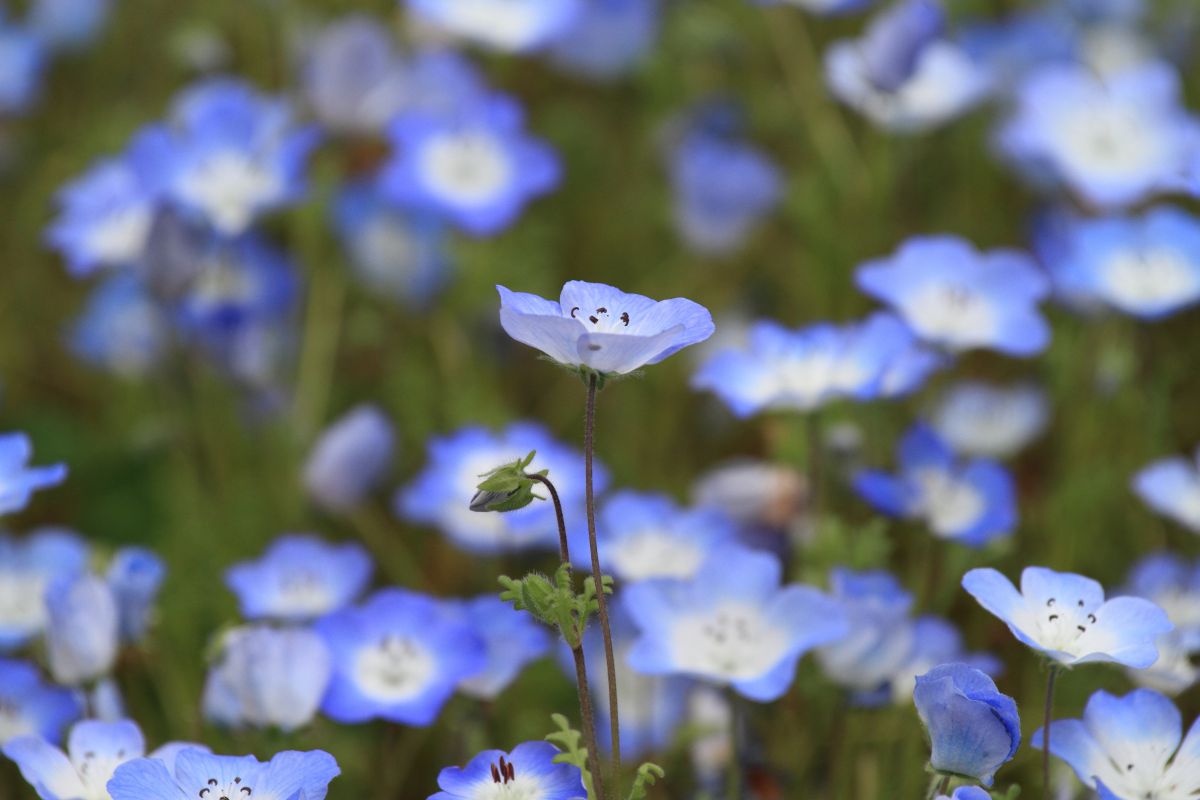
left=106, top=547, right=165, bottom=644
left=203, top=625, right=332, bottom=732
left=315, top=589, right=485, bottom=725
left=0, top=659, right=80, bottom=745
left=108, top=747, right=339, bottom=800
left=0, top=19, right=44, bottom=115
left=625, top=546, right=849, bottom=701
left=333, top=183, right=451, bottom=308
left=301, top=14, right=408, bottom=135
left=931, top=381, right=1049, bottom=458
left=429, top=741, right=584, bottom=800
left=69, top=274, right=168, bottom=377
left=854, top=423, right=1017, bottom=547
left=691, top=312, right=942, bottom=417
left=379, top=93, right=560, bottom=235
left=997, top=61, right=1198, bottom=209
left=0, top=528, right=88, bottom=650
left=225, top=534, right=373, bottom=623
left=455, top=595, right=551, bottom=700
left=668, top=128, right=782, bottom=256
left=44, top=573, right=119, bottom=686
left=497, top=281, right=715, bottom=377
left=406, top=0, right=582, bottom=53
left=303, top=405, right=395, bottom=513
left=398, top=422, right=605, bottom=554
left=1123, top=553, right=1200, bottom=695
left=28, top=0, right=111, bottom=51
left=856, top=235, right=1051, bottom=356
left=546, top=0, right=659, bottom=80
left=0, top=433, right=67, bottom=515
left=914, top=663, right=1020, bottom=786
left=826, top=0, right=990, bottom=133
left=962, top=566, right=1173, bottom=667
left=815, top=569, right=917, bottom=695
left=1133, top=447, right=1200, bottom=533
left=938, top=789, right=992, bottom=800
left=1034, top=688, right=1200, bottom=799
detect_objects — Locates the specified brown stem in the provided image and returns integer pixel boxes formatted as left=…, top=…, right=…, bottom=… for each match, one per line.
left=1043, top=665, right=1059, bottom=800
left=529, top=474, right=571, bottom=566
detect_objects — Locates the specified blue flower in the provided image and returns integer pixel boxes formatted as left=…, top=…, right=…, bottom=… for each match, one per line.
left=69, top=274, right=168, bottom=376
left=854, top=424, right=1017, bottom=547
left=106, top=547, right=165, bottom=644
left=668, top=128, right=782, bottom=256
left=0, top=433, right=67, bottom=515
left=856, top=235, right=1051, bottom=356
left=997, top=61, right=1197, bottom=209
left=546, top=0, right=659, bottom=80
left=454, top=596, right=551, bottom=700
left=401, top=49, right=489, bottom=118
left=825, top=0, right=990, bottom=133
left=300, top=15, right=408, bottom=134
left=914, top=663, right=1020, bottom=785
left=691, top=312, right=942, bottom=417
left=203, top=625, right=333, bottom=732
left=44, top=573, right=119, bottom=686
left=108, top=748, right=340, bottom=800
left=0, top=528, right=88, bottom=650
left=398, top=422, right=605, bottom=554
left=1033, top=688, right=1200, bottom=799
left=690, top=460, right=806, bottom=535
left=175, top=235, right=297, bottom=342
left=755, top=0, right=872, bottom=16
left=931, top=381, right=1049, bottom=458
left=405, top=0, right=582, bottom=53
left=498, top=281, right=715, bottom=376
left=815, top=569, right=917, bottom=695
left=888, top=616, right=1003, bottom=705
left=0, top=659, right=80, bottom=745
left=303, top=405, right=395, bottom=513
left=431, top=741, right=583, bottom=800
left=1122, top=553, right=1200, bottom=695
left=624, top=546, right=849, bottom=701
left=225, top=534, right=373, bottom=623
left=1133, top=447, right=1200, bottom=533
left=0, top=20, right=44, bottom=115
left=958, top=9, right=1078, bottom=87
left=938, top=788, right=992, bottom=800
left=27, top=0, right=111, bottom=51
left=314, top=589, right=485, bottom=725
left=379, top=92, right=560, bottom=235
left=962, top=566, right=1173, bottom=667
left=332, top=183, right=451, bottom=308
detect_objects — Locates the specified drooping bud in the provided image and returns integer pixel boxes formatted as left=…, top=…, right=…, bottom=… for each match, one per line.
left=470, top=451, right=545, bottom=513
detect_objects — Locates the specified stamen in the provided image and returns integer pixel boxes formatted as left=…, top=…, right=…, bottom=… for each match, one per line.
left=596, top=307, right=607, bottom=314
left=620, top=312, right=629, bottom=326
left=570, top=307, right=580, bottom=318
left=1046, top=598, right=1055, bottom=607
left=1048, top=614, right=1058, bottom=621
left=588, top=315, right=598, bottom=324
left=1088, top=613, right=1097, bottom=623
left=491, top=764, right=501, bottom=783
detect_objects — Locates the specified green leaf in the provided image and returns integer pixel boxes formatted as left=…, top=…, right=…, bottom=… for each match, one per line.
left=627, top=762, right=666, bottom=800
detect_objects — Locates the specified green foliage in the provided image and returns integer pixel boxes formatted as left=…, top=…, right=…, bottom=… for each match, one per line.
left=499, top=565, right=613, bottom=648
left=628, top=763, right=667, bottom=800
left=471, top=450, right=546, bottom=512
left=546, top=713, right=596, bottom=800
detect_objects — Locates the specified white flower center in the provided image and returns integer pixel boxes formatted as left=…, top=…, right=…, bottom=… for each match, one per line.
left=354, top=635, right=435, bottom=702
left=0, top=572, right=49, bottom=639
left=470, top=757, right=545, bottom=800
left=913, top=468, right=986, bottom=537
left=609, top=530, right=705, bottom=581
left=746, top=352, right=838, bottom=412
left=1101, top=247, right=1200, bottom=312
left=1031, top=595, right=1102, bottom=656
left=418, top=130, right=512, bottom=208
left=431, top=0, right=557, bottom=50
left=1050, top=102, right=1165, bottom=183
left=176, top=151, right=283, bottom=234
left=562, top=304, right=634, bottom=334
left=905, top=283, right=997, bottom=348
left=189, top=262, right=255, bottom=310
left=85, top=205, right=153, bottom=265
left=74, top=748, right=134, bottom=800
left=197, top=774, right=254, bottom=800
left=355, top=215, right=418, bottom=285
left=0, top=700, right=33, bottom=744
left=274, top=571, right=336, bottom=617
left=670, top=603, right=789, bottom=681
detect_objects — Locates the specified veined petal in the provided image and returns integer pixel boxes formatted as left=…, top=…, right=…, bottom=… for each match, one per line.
left=576, top=326, right=684, bottom=374
left=105, top=757, right=188, bottom=800
left=2, top=736, right=86, bottom=800
left=1074, top=597, right=1173, bottom=668
left=1032, top=719, right=1117, bottom=790
left=1083, top=689, right=1180, bottom=777
left=499, top=308, right=583, bottom=366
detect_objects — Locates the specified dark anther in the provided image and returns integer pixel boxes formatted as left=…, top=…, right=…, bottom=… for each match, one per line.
left=1077, top=625, right=1087, bottom=633
left=570, top=307, right=580, bottom=318
left=597, top=307, right=607, bottom=314
left=1077, top=599, right=1084, bottom=607
left=85, top=751, right=95, bottom=759
left=208, top=781, right=218, bottom=786
left=587, top=343, right=601, bottom=351
left=1048, top=614, right=1059, bottom=621
left=505, top=760, right=515, bottom=782
left=1088, top=614, right=1097, bottom=623
left=620, top=312, right=629, bottom=326
left=199, top=791, right=209, bottom=798
left=1046, top=598, right=1055, bottom=607
left=241, top=788, right=251, bottom=796
left=1127, top=764, right=1134, bottom=771
left=491, top=764, right=502, bottom=783
left=234, top=779, right=240, bottom=784
left=588, top=315, right=598, bottom=324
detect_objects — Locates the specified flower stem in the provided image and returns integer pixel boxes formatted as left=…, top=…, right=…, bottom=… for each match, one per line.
left=584, top=373, right=623, bottom=795
left=1043, top=665, right=1059, bottom=800
left=925, top=774, right=949, bottom=800
left=726, top=688, right=744, bottom=800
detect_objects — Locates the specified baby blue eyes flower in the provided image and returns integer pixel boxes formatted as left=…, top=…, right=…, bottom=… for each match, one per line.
left=455, top=596, right=551, bottom=700
left=0, top=528, right=89, bottom=650
left=0, top=432, right=67, bottom=515
left=497, top=280, right=715, bottom=377
left=379, top=93, right=560, bottom=236
left=301, top=15, right=408, bottom=135
left=45, top=573, right=120, bottom=686
left=962, top=566, right=1173, bottom=668
left=303, top=405, right=395, bottom=513
left=107, top=747, right=340, bottom=800
left=691, top=312, right=942, bottom=417
left=1133, top=447, right=1200, bottom=533
left=758, top=0, right=872, bottom=16
left=815, top=569, right=917, bottom=695
left=913, top=663, right=1020, bottom=786
left=429, top=741, right=585, bottom=800
left=1122, top=553, right=1200, bottom=695
left=856, top=235, right=1051, bottom=357
left=225, top=534, right=373, bottom=623
left=1033, top=688, right=1200, bottom=799
left=854, top=423, right=1017, bottom=547
left=546, top=0, right=659, bottom=80
left=931, top=381, right=1049, bottom=459
left=314, top=588, right=486, bottom=726
left=624, top=546, right=849, bottom=701
left=106, top=547, right=165, bottom=644
left=405, top=0, right=582, bottom=53
left=70, top=274, right=168, bottom=377
left=938, top=789, right=991, bottom=800
left=27, top=0, right=111, bottom=52
left=0, top=660, right=80, bottom=746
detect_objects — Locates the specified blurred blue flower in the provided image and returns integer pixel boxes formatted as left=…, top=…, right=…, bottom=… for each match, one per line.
left=0, top=433, right=67, bottom=515
left=888, top=616, right=1003, bottom=704
left=997, top=61, right=1197, bottom=209
left=854, top=423, right=1017, bottom=547
left=333, top=183, right=451, bottom=308
left=692, top=312, right=942, bottom=417
left=108, top=748, right=339, bottom=800
left=203, top=625, right=333, bottom=732
left=105, top=547, right=164, bottom=644
left=0, top=659, right=80, bottom=745
left=27, top=0, right=110, bottom=51
left=856, top=235, right=1051, bottom=356
left=914, top=663, right=1020, bottom=786
left=669, top=129, right=781, bottom=256
left=931, top=381, right=1048, bottom=459
left=498, top=280, right=715, bottom=376
left=1123, top=553, right=1200, bottom=695
left=756, top=0, right=872, bottom=16
left=69, top=274, right=169, bottom=377
left=1033, top=688, right=1200, bottom=798
left=315, top=589, right=485, bottom=725
left=380, top=93, right=560, bottom=235
left=625, top=546, right=849, bottom=701
left=546, top=0, right=659, bottom=79
left=3, top=719, right=149, bottom=800
left=0, top=528, right=88, bottom=650
left=958, top=9, right=1077, bottom=87
left=826, top=0, right=990, bottom=133
left=962, top=566, right=1173, bottom=667
left=815, top=569, right=917, bottom=695
left=430, top=741, right=584, bottom=800
left=225, top=534, right=373, bottom=623
left=44, top=573, right=119, bottom=686
left=0, top=19, right=44, bottom=115
left=402, top=49, right=489, bottom=118
left=938, top=789, right=991, bottom=800
left=303, top=405, right=395, bottom=513
left=406, top=0, right=582, bottom=53
left=301, top=15, right=408, bottom=135
left=1133, top=447, right=1200, bottom=533
left=455, top=595, right=551, bottom=700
